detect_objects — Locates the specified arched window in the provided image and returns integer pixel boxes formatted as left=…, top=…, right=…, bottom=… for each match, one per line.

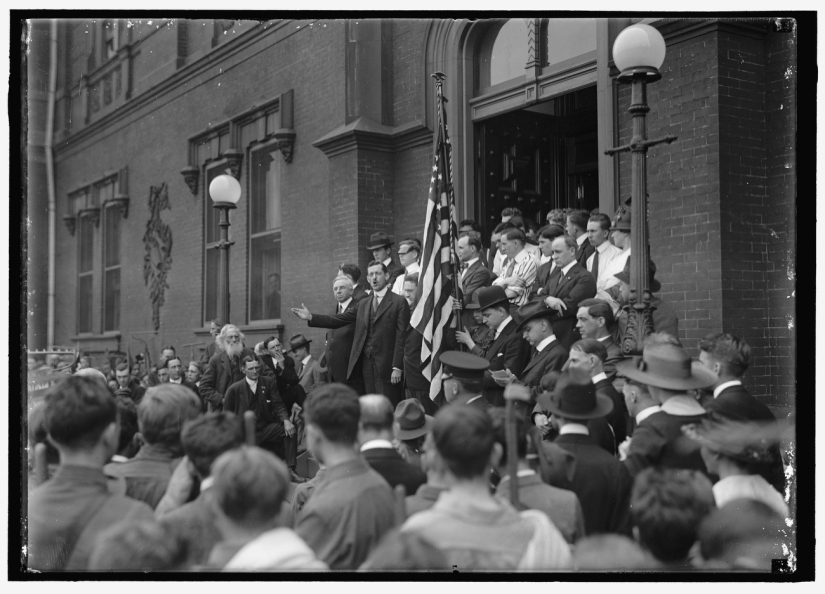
left=541, top=18, right=597, bottom=67
left=475, top=19, right=529, bottom=92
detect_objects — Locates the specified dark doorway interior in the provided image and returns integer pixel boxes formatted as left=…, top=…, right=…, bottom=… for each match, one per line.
left=474, top=85, right=598, bottom=243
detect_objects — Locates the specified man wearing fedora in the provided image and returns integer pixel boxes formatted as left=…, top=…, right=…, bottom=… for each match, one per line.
left=292, top=261, right=410, bottom=405
left=394, top=399, right=447, bottom=517
left=538, top=369, right=633, bottom=536
left=613, top=260, right=681, bottom=345
left=474, top=286, right=530, bottom=408
left=287, top=334, right=325, bottom=397
left=439, top=351, right=492, bottom=410
left=358, top=395, right=426, bottom=496
left=533, top=235, right=597, bottom=351
left=367, top=231, right=405, bottom=287
left=616, top=342, right=716, bottom=478
left=493, top=300, right=567, bottom=404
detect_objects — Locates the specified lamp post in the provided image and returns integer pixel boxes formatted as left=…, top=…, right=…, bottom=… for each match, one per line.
left=605, top=23, right=677, bottom=356
left=209, top=174, right=242, bottom=325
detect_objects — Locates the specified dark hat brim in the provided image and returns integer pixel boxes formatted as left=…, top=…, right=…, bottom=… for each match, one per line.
left=613, top=270, right=661, bottom=293
left=615, top=358, right=716, bottom=391
left=395, top=415, right=434, bottom=440
left=285, top=339, right=312, bottom=353
left=367, top=241, right=394, bottom=250
left=515, top=303, right=555, bottom=332
left=478, top=295, right=511, bottom=312
left=540, top=392, right=614, bottom=421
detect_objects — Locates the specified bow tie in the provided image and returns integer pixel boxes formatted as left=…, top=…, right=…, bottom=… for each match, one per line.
left=461, top=262, right=469, bottom=271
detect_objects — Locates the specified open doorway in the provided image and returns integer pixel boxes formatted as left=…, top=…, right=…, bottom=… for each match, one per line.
left=474, top=85, right=599, bottom=240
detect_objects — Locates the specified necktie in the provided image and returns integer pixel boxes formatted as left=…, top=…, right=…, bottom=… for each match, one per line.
left=505, top=258, right=516, bottom=278
left=591, top=249, right=600, bottom=279
left=373, top=294, right=380, bottom=312
left=546, top=268, right=561, bottom=295
left=531, top=347, right=539, bottom=360
left=461, top=262, right=469, bottom=271
left=298, top=362, right=304, bottom=376
left=339, top=304, right=344, bottom=314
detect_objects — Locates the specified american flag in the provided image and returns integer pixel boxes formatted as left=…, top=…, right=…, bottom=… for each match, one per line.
left=411, top=78, right=461, bottom=401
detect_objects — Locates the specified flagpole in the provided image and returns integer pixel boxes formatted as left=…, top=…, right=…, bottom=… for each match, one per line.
left=431, top=72, right=463, bottom=335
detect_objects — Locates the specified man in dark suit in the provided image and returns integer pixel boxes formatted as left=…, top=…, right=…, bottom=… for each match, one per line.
left=323, top=275, right=365, bottom=392
left=367, top=231, right=405, bottom=287
left=456, top=233, right=493, bottom=330
left=495, top=300, right=567, bottom=405
left=357, top=394, right=426, bottom=496
left=529, top=224, right=565, bottom=300
left=223, top=356, right=301, bottom=482
left=567, top=209, right=594, bottom=269
left=534, top=235, right=597, bottom=350
left=256, top=336, right=306, bottom=422
left=440, top=351, right=492, bottom=411
left=576, top=298, right=625, bottom=383
left=566, top=339, right=628, bottom=455
left=475, top=286, right=530, bottom=408
left=165, top=356, right=199, bottom=396
left=697, top=333, right=785, bottom=492
left=339, top=263, right=369, bottom=302
left=292, top=261, right=410, bottom=405
left=617, top=343, right=716, bottom=478
left=541, top=370, right=633, bottom=536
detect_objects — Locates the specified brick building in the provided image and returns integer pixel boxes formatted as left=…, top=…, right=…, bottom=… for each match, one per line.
left=25, top=17, right=796, bottom=417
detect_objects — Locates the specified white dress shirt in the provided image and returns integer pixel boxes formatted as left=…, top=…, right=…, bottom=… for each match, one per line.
left=494, top=315, right=514, bottom=339
left=713, top=380, right=743, bottom=398
left=360, top=439, right=394, bottom=452
left=492, top=249, right=538, bottom=306
left=586, top=240, right=624, bottom=293
left=492, top=249, right=506, bottom=276
left=597, top=247, right=631, bottom=307
left=576, top=233, right=588, bottom=248
left=391, top=261, right=421, bottom=295
left=559, top=423, right=590, bottom=436
left=635, top=405, right=661, bottom=425
left=591, top=372, right=608, bottom=384
left=372, top=286, right=389, bottom=307
left=461, top=257, right=480, bottom=283
left=535, top=335, right=557, bottom=352
left=245, top=377, right=258, bottom=392
left=337, top=297, right=353, bottom=314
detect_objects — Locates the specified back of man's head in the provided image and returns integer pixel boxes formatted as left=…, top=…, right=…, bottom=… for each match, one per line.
left=182, top=412, right=245, bottom=478
left=433, top=404, right=494, bottom=481
left=489, top=407, right=528, bottom=464
left=114, top=396, right=139, bottom=456
left=212, top=446, right=290, bottom=528
left=137, top=384, right=201, bottom=449
left=698, top=332, right=751, bottom=378
left=88, top=520, right=187, bottom=571
left=305, top=383, right=360, bottom=445
left=359, top=395, right=394, bottom=435
left=44, top=376, right=117, bottom=450
left=630, top=467, right=715, bottom=563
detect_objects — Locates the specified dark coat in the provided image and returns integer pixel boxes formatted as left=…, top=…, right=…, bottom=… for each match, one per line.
left=309, top=290, right=410, bottom=381
left=223, top=376, right=288, bottom=426
left=529, top=261, right=557, bottom=300
left=404, top=322, right=429, bottom=392
left=260, top=353, right=306, bottom=410
left=600, top=336, right=625, bottom=382
left=352, top=282, right=370, bottom=303
left=481, top=318, right=530, bottom=407
left=594, top=376, right=628, bottom=448
left=199, top=348, right=273, bottom=410
left=361, top=447, right=427, bottom=497
left=386, top=261, right=406, bottom=286
left=576, top=240, right=595, bottom=269
left=460, top=260, right=493, bottom=329
left=623, top=411, right=707, bottom=478
left=324, top=299, right=360, bottom=383
left=554, top=433, right=633, bottom=536
left=535, top=263, right=597, bottom=351
left=518, top=340, right=568, bottom=400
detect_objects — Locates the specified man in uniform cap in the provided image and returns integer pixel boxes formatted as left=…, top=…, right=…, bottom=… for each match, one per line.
left=616, top=343, right=716, bottom=477
left=439, top=351, right=491, bottom=410
left=367, top=232, right=405, bottom=286
left=475, top=286, right=530, bottom=407
left=539, top=369, right=633, bottom=536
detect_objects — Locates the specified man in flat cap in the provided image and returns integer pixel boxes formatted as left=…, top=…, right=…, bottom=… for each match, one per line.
left=439, top=351, right=491, bottom=410
left=367, top=232, right=405, bottom=287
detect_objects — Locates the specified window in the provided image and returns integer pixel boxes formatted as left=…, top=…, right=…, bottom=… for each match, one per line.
left=102, top=179, right=121, bottom=332
left=102, top=20, right=119, bottom=61
left=203, top=165, right=225, bottom=324
left=475, top=19, right=529, bottom=92
left=78, top=214, right=95, bottom=334
left=541, top=19, right=597, bottom=67
left=248, top=146, right=282, bottom=321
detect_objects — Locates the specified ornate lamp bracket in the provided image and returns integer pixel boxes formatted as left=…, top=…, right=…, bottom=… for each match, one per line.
left=272, top=128, right=296, bottom=163
left=180, top=165, right=199, bottom=195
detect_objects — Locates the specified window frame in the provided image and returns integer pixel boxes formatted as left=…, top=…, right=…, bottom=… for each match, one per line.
left=101, top=185, right=121, bottom=333
left=77, top=212, right=95, bottom=335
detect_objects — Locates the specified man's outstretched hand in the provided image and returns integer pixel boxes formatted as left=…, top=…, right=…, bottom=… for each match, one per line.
left=291, top=303, right=312, bottom=321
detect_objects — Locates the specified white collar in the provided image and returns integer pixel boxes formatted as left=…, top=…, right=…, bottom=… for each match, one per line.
left=338, top=297, right=353, bottom=311
left=170, top=377, right=182, bottom=384
left=535, top=335, right=557, bottom=352
left=466, top=395, right=484, bottom=405
left=301, top=355, right=312, bottom=366
left=540, top=254, right=553, bottom=265
left=360, top=439, right=394, bottom=452
left=500, top=469, right=537, bottom=483
left=495, top=315, right=513, bottom=335
left=110, top=454, right=129, bottom=463
left=713, top=380, right=743, bottom=398
left=559, top=423, right=590, bottom=436
left=576, top=233, right=588, bottom=246
left=635, top=405, right=661, bottom=424
left=595, top=240, right=612, bottom=254
left=591, top=372, right=608, bottom=384
left=373, top=286, right=389, bottom=298
left=660, top=396, right=706, bottom=416
left=560, top=261, right=576, bottom=275
left=199, top=476, right=214, bottom=491
left=596, top=334, right=611, bottom=342
left=512, top=249, right=528, bottom=263
left=382, top=257, right=392, bottom=267
left=245, top=377, right=258, bottom=390
left=464, top=257, right=479, bottom=269
left=405, top=261, right=421, bottom=273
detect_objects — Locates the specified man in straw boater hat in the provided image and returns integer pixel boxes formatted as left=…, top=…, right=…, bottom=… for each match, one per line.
left=539, top=369, right=633, bottom=536
left=439, top=351, right=492, bottom=411
left=616, top=342, right=717, bottom=478
left=474, top=286, right=530, bottom=407
left=366, top=231, right=405, bottom=286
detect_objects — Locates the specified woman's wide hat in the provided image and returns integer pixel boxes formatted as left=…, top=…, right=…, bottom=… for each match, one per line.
left=616, top=343, right=717, bottom=391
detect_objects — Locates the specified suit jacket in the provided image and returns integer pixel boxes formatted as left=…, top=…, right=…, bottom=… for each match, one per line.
left=297, top=356, right=326, bottom=396
left=223, top=376, right=288, bottom=426
left=623, top=411, right=707, bottom=478
left=600, top=336, right=625, bottom=382
left=536, top=263, right=597, bottom=350
left=481, top=318, right=530, bottom=406
left=199, top=348, right=273, bottom=410
left=309, top=290, right=410, bottom=381
left=576, top=240, right=595, bottom=270
left=554, top=433, right=633, bottom=536
left=529, top=261, right=557, bottom=300
left=260, top=353, right=306, bottom=410
left=386, top=260, right=406, bottom=286
left=460, top=260, right=493, bottom=329
left=518, top=340, right=568, bottom=400
left=324, top=299, right=360, bottom=383
left=594, top=376, right=628, bottom=448
left=361, top=447, right=427, bottom=497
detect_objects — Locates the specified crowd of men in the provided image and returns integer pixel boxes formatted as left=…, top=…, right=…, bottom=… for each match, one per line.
left=25, top=205, right=793, bottom=572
